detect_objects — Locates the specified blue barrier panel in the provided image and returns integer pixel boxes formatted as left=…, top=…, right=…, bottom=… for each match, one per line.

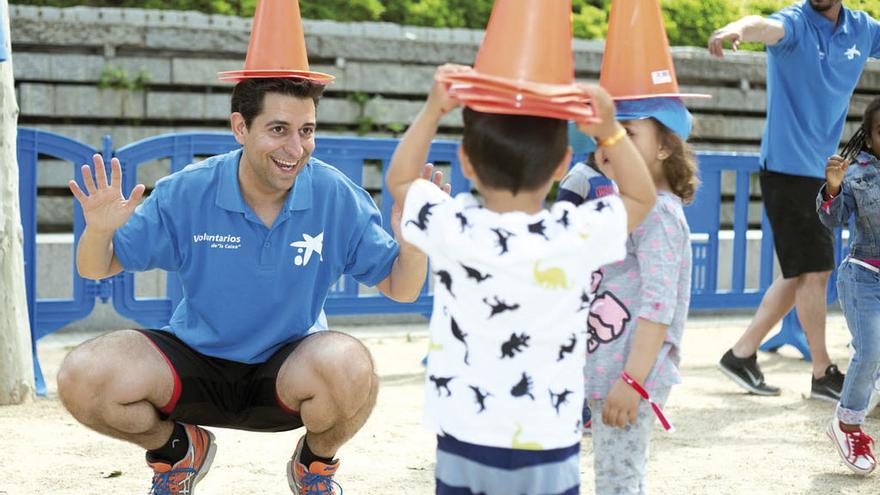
left=17, top=128, right=100, bottom=395
left=19, top=127, right=848, bottom=379
left=110, top=132, right=468, bottom=329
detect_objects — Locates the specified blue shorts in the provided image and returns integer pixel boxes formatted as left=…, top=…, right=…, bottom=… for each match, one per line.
left=435, top=434, right=580, bottom=495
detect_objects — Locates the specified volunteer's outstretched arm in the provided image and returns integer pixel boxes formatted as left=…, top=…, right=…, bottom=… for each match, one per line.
left=68, top=154, right=145, bottom=280
left=708, top=15, right=784, bottom=57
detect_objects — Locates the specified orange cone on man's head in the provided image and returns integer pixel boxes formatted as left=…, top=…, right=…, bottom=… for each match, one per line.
left=600, top=0, right=706, bottom=100
left=218, top=0, right=334, bottom=84
left=474, top=0, right=576, bottom=87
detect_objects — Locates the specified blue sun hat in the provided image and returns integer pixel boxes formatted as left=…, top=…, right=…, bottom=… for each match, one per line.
left=615, top=97, right=693, bottom=140
left=567, top=96, right=693, bottom=157
left=567, top=121, right=597, bottom=155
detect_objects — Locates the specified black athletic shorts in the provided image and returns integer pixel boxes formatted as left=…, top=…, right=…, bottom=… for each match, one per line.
left=759, top=169, right=835, bottom=278
left=139, top=329, right=306, bottom=432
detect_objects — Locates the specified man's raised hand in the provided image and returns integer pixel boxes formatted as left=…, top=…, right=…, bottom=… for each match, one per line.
left=68, top=154, right=146, bottom=234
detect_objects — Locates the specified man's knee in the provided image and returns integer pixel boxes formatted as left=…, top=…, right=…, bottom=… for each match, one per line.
left=799, top=270, right=832, bottom=288
left=57, top=338, right=108, bottom=419
left=57, top=330, right=164, bottom=418
left=306, top=332, right=376, bottom=412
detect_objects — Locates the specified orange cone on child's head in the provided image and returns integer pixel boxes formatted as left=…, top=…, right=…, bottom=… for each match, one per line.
left=436, top=0, right=599, bottom=122
left=600, top=0, right=707, bottom=100
left=474, top=0, right=576, bottom=88
left=218, top=0, right=334, bottom=84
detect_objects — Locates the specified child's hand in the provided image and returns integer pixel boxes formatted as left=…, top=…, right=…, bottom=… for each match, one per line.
left=602, top=378, right=642, bottom=429
left=574, top=84, right=622, bottom=143
left=825, top=154, right=849, bottom=196
left=427, top=64, right=469, bottom=117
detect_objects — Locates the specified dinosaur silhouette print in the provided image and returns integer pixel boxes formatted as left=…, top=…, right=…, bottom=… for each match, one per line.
left=587, top=291, right=631, bottom=353
left=557, top=333, right=577, bottom=361
left=527, top=219, right=548, bottom=239
left=469, top=385, right=492, bottom=413
left=429, top=375, right=454, bottom=397
left=483, top=296, right=520, bottom=318
left=580, top=270, right=603, bottom=310
left=405, top=202, right=437, bottom=231
left=533, top=261, right=569, bottom=289
left=557, top=209, right=570, bottom=228
left=491, top=228, right=515, bottom=255
left=461, top=263, right=492, bottom=283
left=579, top=290, right=592, bottom=312
left=549, top=388, right=573, bottom=415
left=511, top=372, right=535, bottom=400
left=455, top=212, right=470, bottom=233
left=512, top=424, right=543, bottom=450
left=450, top=315, right=470, bottom=365
left=435, top=269, right=454, bottom=297
left=500, top=332, right=531, bottom=359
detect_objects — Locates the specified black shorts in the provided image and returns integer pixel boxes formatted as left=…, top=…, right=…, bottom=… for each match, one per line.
left=760, top=169, right=835, bottom=278
left=139, top=329, right=305, bottom=432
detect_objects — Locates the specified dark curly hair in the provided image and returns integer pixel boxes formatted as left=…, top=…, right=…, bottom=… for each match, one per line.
left=840, top=96, right=880, bottom=161
left=657, top=123, right=699, bottom=204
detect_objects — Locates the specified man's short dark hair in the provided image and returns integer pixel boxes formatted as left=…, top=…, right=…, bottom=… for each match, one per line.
left=461, top=108, right=568, bottom=194
left=231, top=78, right=325, bottom=128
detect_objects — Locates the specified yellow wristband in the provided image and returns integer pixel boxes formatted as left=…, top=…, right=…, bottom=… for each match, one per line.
left=597, top=125, right=626, bottom=148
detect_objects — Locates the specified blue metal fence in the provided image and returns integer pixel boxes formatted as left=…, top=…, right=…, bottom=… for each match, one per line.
left=19, top=128, right=844, bottom=394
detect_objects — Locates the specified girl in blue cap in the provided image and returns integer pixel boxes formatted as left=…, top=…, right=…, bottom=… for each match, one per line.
left=819, top=96, right=880, bottom=476
left=565, top=97, right=698, bottom=493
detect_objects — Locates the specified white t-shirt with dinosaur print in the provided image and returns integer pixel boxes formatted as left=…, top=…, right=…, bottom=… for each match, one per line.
left=401, top=179, right=627, bottom=450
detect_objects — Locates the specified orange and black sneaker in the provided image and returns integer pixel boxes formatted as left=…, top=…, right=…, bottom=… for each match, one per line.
left=148, top=424, right=217, bottom=494
left=287, top=436, right=342, bottom=495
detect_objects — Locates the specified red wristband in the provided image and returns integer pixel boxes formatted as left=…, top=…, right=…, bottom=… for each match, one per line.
left=620, top=371, right=674, bottom=432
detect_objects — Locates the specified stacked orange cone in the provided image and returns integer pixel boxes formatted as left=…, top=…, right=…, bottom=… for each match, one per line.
left=436, top=0, right=598, bottom=122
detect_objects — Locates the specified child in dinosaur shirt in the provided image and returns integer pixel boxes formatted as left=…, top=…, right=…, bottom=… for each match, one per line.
left=385, top=64, right=656, bottom=495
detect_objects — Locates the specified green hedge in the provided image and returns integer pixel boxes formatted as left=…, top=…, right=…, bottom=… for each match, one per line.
left=12, top=0, right=880, bottom=48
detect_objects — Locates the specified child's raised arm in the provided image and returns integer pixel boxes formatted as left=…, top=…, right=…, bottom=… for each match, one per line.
left=386, top=64, right=467, bottom=206
left=576, top=85, right=656, bottom=232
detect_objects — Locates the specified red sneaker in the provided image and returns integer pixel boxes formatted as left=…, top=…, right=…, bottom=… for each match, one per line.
left=287, top=436, right=342, bottom=495
left=827, top=418, right=876, bottom=475
left=148, top=424, right=217, bottom=494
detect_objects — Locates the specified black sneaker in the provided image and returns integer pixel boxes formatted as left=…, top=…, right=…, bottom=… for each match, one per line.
left=718, top=349, right=782, bottom=396
left=812, top=364, right=845, bottom=402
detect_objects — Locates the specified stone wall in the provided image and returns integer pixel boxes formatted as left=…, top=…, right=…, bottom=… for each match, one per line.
left=10, top=4, right=880, bottom=231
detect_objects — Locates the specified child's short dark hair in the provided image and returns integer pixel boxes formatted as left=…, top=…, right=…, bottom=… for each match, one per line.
left=231, top=78, right=325, bottom=128
left=461, top=108, right=568, bottom=194
left=841, top=96, right=880, bottom=161
left=657, top=123, right=699, bottom=204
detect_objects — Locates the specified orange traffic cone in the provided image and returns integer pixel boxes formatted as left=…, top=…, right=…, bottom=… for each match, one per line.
left=600, top=0, right=707, bottom=100
left=218, top=0, right=334, bottom=84
left=436, top=0, right=598, bottom=122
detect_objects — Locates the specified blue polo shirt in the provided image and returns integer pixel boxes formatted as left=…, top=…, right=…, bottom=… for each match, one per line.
left=113, top=149, right=399, bottom=363
left=762, top=1, right=880, bottom=178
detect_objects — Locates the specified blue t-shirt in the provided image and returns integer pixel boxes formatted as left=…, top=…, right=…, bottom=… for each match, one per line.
left=762, top=1, right=880, bottom=178
left=113, top=149, right=399, bottom=363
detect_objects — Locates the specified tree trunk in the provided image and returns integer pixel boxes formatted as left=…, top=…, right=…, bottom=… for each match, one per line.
left=0, top=0, right=35, bottom=405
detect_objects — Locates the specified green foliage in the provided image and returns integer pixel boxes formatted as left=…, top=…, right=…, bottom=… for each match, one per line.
left=14, top=0, right=880, bottom=48
left=572, top=0, right=608, bottom=40
left=98, top=64, right=150, bottom=91
left=661, top=0, right=742, bottom=49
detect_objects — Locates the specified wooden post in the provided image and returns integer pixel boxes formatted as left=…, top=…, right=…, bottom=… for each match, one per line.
left=0, top=0, right=35, bottom=405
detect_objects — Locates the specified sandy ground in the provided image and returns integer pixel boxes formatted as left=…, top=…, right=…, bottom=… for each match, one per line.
left=2, top=314, right=880, bottom=495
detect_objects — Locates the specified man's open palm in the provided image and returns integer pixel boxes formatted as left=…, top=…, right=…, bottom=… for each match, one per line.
left=68, top=154, right=146, bottom=234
